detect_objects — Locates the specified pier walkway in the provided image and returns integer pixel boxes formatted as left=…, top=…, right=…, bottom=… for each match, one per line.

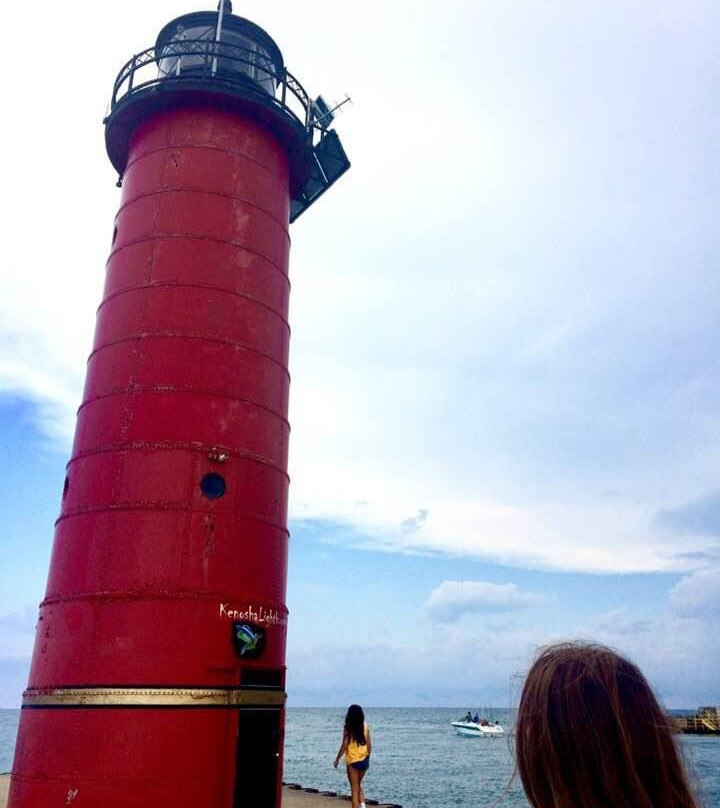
left=0, top=775, right=402, bottom=808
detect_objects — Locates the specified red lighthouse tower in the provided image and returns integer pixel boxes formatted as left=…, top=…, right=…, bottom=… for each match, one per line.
left=8, top=4, right=349, bottom=807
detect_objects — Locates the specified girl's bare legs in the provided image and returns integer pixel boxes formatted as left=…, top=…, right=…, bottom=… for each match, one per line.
left=346, top=766, right=363, bottom=808
left=358, top=768, right=367, bottom=804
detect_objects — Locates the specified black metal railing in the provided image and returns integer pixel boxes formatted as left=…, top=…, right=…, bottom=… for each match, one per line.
left=110, top=39, right=313, bottom=131
left=106, top=37, right=350, bottom=221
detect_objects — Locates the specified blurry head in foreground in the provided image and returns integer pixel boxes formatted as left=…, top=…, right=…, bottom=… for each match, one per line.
left=516, top=642, right=698, bottom=808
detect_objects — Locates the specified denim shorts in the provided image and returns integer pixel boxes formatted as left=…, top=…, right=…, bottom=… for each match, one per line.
left=349, top=757, right=370, bottom=772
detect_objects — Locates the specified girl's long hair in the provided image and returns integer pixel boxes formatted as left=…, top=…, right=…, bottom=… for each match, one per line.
left=344, top=704, right=366, bottom=746
left=516, top=642, right=699, bottom=808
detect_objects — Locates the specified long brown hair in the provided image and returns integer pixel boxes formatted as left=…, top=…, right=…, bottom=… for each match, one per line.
left=516, top=642, right=699, bottom=808
left=344, top=703, right=366, bottom=746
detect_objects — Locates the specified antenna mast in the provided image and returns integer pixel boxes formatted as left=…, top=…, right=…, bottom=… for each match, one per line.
left=212, top=0, right=232, bottom=74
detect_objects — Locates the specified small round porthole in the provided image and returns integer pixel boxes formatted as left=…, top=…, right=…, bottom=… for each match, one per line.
left=200, top=473, right=226, bottom=500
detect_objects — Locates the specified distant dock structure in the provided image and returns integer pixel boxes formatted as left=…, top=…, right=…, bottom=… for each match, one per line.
left=674, top=706, right=720, bottom=735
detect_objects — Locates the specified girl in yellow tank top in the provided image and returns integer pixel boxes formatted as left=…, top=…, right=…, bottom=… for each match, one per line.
left=333, top=704, right=372, bottom=808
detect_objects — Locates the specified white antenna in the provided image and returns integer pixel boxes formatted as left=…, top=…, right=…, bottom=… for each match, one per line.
left=212, top=0, right=231, bottom=75
left=330, top=95, right=353, bottom=116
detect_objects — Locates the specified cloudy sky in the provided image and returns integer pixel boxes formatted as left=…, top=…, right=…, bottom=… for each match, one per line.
left=1, top=0, right=719, bottom=707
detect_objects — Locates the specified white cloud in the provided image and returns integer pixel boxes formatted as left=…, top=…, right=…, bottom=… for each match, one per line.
left=668, top=566, right=720, bottom=618
left=401, top=509, right=428, bottom=535
left=572, top=574, right=720, bottom=707
left=286, top=575, right=720, bottom=708
left=290, top=492, right=715, bottom=574
left=0, top=607, right=37, bottom=662
left=3, top=0, right=720, bottom=578
left=286, top=623, right=539, bottom=707
left=424, top=581, right=542, bottom=623
left=577, top=611, right=720, bottom=708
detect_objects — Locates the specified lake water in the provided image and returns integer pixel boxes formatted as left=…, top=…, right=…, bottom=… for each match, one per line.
left=284, top=708, right=720, bottom=808
left=1, top=707, right=718, bottom=808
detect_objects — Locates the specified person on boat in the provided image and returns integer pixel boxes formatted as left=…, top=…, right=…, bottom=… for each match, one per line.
left=465, top=710, right=473, bottom=722
left=333, top=704, right=372, bottom=808
left=516, top=642, right=700, bottom=808
left=472, top=711, right=479, bottom=723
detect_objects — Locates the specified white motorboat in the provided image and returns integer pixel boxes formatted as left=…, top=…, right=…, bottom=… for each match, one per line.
left=451, top=719, right=504, bottom=737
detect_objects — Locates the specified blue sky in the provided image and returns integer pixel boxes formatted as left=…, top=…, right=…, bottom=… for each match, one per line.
left=1, top=0, right=720, bottom=707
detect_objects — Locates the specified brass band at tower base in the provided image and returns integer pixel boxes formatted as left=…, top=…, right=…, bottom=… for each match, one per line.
left=22, top=686, right=286, bottom=708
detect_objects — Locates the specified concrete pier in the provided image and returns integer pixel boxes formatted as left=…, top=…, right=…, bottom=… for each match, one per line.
left=0, top=776, right=403, bottom=808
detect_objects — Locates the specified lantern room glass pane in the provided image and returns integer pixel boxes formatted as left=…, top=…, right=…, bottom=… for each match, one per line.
left=159, top=25, right=215, bottom=76
left=158, top=25, right=278, bottom=96
left=219, top=30, right=278, bottom=95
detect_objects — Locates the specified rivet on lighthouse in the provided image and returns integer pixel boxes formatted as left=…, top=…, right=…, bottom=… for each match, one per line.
left=8, top=3, right=350, bottom=807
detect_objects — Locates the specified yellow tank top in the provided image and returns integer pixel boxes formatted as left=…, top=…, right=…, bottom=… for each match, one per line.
left=345, top=723, right=370, bottom=764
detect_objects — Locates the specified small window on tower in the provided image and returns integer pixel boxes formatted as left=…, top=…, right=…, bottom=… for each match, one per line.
left=201, top=472, right=226, bottom=499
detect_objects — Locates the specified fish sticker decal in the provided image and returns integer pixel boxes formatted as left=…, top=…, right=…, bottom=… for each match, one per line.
left=232, top=621, right=266, bottom=660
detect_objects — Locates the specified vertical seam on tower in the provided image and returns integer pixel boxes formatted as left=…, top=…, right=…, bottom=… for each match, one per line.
left=158, top=142, right=196, bottom=592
